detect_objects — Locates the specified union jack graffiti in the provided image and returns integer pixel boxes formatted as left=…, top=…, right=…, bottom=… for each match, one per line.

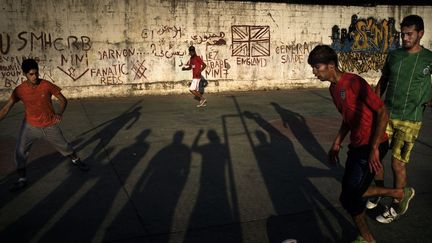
left=232, top=25, right=270, bottom=57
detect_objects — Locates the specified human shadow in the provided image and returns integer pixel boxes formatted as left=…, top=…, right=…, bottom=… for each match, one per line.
left=0, top=130, right=150, bottom=243
left=270, top=102, right=337, bottom=172
left=0, top=104, right=144, bottom=243
left=105, top=131, right=191, bottom=243
left=76, top=106, right=142, bottom=164
left=33, top=129, right=151, bottom=243
left=0, top=138, right=83, bottom=208
left=416, top=139, right=432, bottom=149
left=183, top=129, right=242, bottom=242
left=243, top=111, right=353, bottom=242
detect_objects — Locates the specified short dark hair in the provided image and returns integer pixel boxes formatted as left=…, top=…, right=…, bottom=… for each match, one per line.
left=21, top=59, right=39, bottom=73
left=188, top=46, right=195, bottom=52
left=307, top=45, right=338, bottom=66
left=401, top=15, right=424, bottom=31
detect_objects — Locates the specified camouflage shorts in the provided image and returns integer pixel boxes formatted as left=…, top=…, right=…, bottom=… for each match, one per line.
left=386, top=119, right=422, bottom=163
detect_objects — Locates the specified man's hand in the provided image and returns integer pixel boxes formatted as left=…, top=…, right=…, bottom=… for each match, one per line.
left=53, top=113, right=62, bottom=124
left=0, top=96, right=18, bottom=122
left=368, top=146, right=382, bottom=174
left=327, top=143, right=341, bottom=166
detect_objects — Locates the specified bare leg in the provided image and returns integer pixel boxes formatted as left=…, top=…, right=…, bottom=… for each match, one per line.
left=363, top=185, right=403, bottom=200
left=190, top=90, right=202, bottom=99
left=353, top=212, right=375, bottom=242
left=392, top=156, right=407, bottom=189
left=374, top=167, right=384, bottom=186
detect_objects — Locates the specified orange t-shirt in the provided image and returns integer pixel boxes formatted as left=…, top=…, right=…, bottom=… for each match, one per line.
left=12, top=80, right=62, bottom=127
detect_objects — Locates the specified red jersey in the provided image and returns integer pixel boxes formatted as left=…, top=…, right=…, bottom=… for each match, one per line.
left=12, top=80, right=62, bottom=127
left=329, top=73, right=388, bottom=147
left=187, top=55, right=204, bottom=79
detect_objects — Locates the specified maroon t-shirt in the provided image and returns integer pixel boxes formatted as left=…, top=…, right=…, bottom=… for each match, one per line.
left=187, top=55, right=204, bottom=79
left=329, top=73, right=388, bottom=147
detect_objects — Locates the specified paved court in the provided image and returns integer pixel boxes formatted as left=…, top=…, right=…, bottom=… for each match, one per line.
left=0, top=89, right=431, bottom=243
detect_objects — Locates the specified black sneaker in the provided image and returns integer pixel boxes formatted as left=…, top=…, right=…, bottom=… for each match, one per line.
left=10, top=178, right=27, bottom=192
left=72, top=159, right=89, bottom=171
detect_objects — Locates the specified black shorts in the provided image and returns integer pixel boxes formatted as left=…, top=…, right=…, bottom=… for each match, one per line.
left=339, top=141, right=389, bottom=216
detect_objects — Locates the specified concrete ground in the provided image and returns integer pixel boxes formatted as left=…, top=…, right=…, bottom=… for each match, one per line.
left=0, top=89, right=431, bottom=243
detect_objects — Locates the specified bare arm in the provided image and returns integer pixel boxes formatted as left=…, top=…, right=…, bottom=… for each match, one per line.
left=0, top=95, right=17, bottom=121
left=368, top=105, right=389, bottom=173
left=328, top=121, right=350, bottom=165
left=182, top=60, right=191, bottom=71
left=52, top=92, right=68, bottom=123
left=182, top=65, right=191, bottom=71
left=375, top=76, right=389, bottom=98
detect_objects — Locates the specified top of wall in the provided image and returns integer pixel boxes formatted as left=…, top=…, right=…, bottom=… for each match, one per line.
left=227, top=0, right=432, bottom=6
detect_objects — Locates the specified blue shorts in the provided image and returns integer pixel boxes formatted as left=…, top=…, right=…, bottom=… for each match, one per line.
left=339, top=141, right=389, bottom=216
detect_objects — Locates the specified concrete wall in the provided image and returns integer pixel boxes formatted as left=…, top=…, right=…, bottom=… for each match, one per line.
left=1, top=0, right=432, bottom=100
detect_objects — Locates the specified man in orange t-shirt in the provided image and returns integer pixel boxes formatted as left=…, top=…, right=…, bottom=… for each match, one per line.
left=0, top=59, right=88, bottom=191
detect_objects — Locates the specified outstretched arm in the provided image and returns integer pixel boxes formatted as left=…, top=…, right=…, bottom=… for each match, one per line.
left=0, top=95, right=17, bottom=121
left=182, top=60, right=191, bottom=71
left=126, top=112, right=140, bottom=129
left=182, top=65, right=191, bottom=71
left=192, top=129, right=204, bottom=151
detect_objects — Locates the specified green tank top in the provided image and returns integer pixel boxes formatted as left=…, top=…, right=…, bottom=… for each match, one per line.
left=383, top=47, right=432, bottom=121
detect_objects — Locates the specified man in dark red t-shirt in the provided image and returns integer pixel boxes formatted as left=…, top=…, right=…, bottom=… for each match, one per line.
left=307, top=45, right=415, bottom=243
left=0, top=59, right=88, bottom=191
left=182, top=46, right=207, bottom=107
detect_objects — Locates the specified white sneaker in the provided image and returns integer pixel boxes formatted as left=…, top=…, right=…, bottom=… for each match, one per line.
left=366, top=197, right=381, bottom=209
left=197, top=99, right=207, bottom=107
left=376, top=206, right=398, bottom=224
left=282, top=239, right=297, bottom=243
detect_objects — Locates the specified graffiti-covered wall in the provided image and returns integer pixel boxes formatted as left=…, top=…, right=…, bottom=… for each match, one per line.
left=1, top=0, right=431, bottom=100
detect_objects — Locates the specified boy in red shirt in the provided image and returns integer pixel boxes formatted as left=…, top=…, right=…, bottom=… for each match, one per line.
left=307, top=45, right=415, bottom=243
left=0, top=59, right=88, bottom=191
left=182, top=46, right=207, bottom=107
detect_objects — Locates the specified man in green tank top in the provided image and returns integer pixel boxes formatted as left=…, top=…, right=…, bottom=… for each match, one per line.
left=372, top=15, right=432, bottom=224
